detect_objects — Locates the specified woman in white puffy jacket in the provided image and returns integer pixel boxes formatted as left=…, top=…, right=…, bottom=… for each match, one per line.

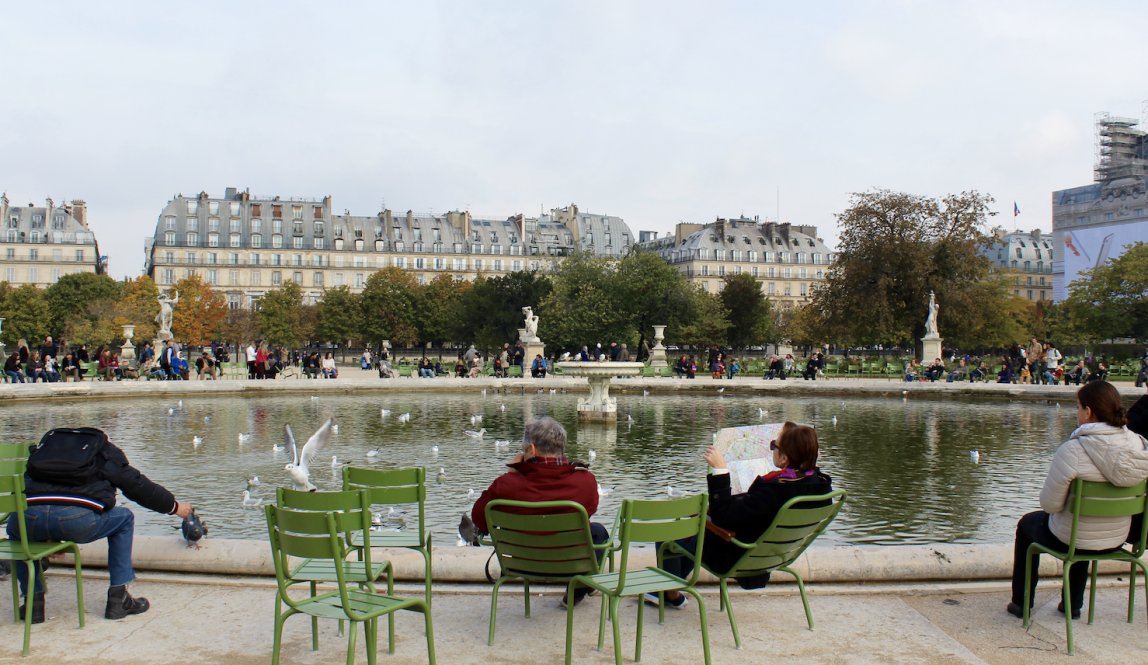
left=1008, top=381, right=1148, bottom=619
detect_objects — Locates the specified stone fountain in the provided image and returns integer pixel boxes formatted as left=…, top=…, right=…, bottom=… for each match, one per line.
left=556, top=361, right=645, bottom=422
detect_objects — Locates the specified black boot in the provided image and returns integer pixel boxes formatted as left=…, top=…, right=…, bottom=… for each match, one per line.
left=1057, top=601, right=1082, bottom=620
left=105, top=585, right=149, bottom=620
left=19, top=592, right=45, bottom=624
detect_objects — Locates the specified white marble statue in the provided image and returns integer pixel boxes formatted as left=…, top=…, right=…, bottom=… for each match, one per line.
left=924, top=291, right=940, bottom=339
left=522, top=306, right=539, bottom=342
left=156, top=291, right=180, bottom=340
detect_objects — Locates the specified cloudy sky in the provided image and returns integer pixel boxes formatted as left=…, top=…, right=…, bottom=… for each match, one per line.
left=3, top=1, right=1146, bottom=280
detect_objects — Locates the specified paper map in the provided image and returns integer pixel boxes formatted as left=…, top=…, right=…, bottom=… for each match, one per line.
left=712, top=423, right=782, bottom=494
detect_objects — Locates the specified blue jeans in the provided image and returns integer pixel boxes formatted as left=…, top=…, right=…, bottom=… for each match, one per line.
left=5, top=370, right=25, bottom=383
left=7, top=505, right=137, bottom=594
left=419, top=368, right=433, bottom=378
left=657, top=535, right=698, bottom=580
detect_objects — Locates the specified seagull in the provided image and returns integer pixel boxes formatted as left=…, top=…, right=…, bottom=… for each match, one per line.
left=168, top=408, right=174, bottom=415
left=597, top=484, right=613, bottom=496
left=666, top=486, right=687, bottom=497
left=467, top=489, right=477, bottom=500
left=464, top=428, right=486, bottom=438
left=759, top=408, right=768, bottom=418
left=381, top=409, right=391, bottom=417
left=238, top=433, right=251, bottom=443
left=283, top=419, right=333, bottom=492
left=717, top=387, right=724, bottom=393
left=627, top=414, right=633, bottom=422
left=493, top=440, right=510, bottom=448
left=178, top=400, right=183, bottom=408
left=204, top=416, right=210, bottom=422
left=482, top=389, right=487, bottom=396
left=970, top=450, right=980, bottom=464
left=247, top=476, right=260, bottom=487
left=192, top=436, right=203, bottom=445
left=471, top=415, right=483, bottom=424
left=397, top=413, right=411, bottom=423
left=643, top=390, right=650, bottom=396
left=241, top=490, right=263, bottom=508
left=437, top=467, right=446, bottom=482
left=272, top=439, right=285, bottom=452
left=311, top=396, right=318, bottom=401
left=366, top=448, right=379, bottom=457
left=1056, top=403, right=1061, bottom=409
left=331, top=424, right=339, bottom=434
left=832, top=416, right=837, bottom=426
left=550, top=389, right=556, bottom=394
left=431, top=445, right=439, bottom=453
left=500, top=404, right=506, bottom=411
left=331, top=455, right=341, bottom=468
left=902, top=390, right=908, bottom=396
left=458, top=513, right=480, bottom=547
left=589, top=450, right=596, bottom=460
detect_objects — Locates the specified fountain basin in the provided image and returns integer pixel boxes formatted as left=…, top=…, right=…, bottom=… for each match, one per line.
left=555, top=361, right=645, bottom=421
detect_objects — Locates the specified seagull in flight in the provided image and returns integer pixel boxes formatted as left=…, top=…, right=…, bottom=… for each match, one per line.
left=283, top=419, right=333, bottom=492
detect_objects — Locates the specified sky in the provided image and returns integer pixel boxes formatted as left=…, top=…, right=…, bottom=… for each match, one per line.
left=3, top=1, right=1147, bottom=280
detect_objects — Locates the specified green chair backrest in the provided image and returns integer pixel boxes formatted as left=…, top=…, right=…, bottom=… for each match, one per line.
left=0, top=443, right=32, bottom=476
left=342, top=466, right=427, bottom=538
left=724, top=490, right=845, bottom=579
left=1066, top=479, right=1148, bottom=558
left=484, top=499, right=601, bottom=580
left=615, top=494, right=708, bottom=587
left=0, top=474, right=35, bottom=558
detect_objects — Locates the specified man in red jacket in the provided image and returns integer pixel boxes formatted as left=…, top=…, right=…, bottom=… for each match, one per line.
left=471, top=417, right=604, bottom=607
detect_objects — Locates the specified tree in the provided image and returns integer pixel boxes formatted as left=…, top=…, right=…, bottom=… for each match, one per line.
left=314, top=285, right=363, bottom=360
left=220, top=307, right=259, bottom=350
left=457, top=271, right=553, bottom=353
left=540, top=252, right=634, bottom=354
left=0, top=284, right=52, bottom=346
left=45, top=272, right=121, bottom=339
left=615, top=248, right=700, bottom=357
left=118, top=277, right=161, bottom=343
left=416, top=275, right=472, bottom=355
left=256, top=281, right=304, bottom=347
left=359, top=267, right=420, bottom=347
left=809, top=189, right=997, bottom=350
left=1058, top=241, right=1148, bottom=343
left=720, top=272, right=774, bottom=352
left=675, top=287, right=730, bottom=348
left=170, top=273, right=228, bottom=346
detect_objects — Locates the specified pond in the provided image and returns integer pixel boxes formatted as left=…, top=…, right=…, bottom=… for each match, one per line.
left=0, top=391, right=1074, bottom=546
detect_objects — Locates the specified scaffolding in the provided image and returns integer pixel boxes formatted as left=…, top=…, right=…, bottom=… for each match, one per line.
left=1093, top=111, right=1148, bottom=182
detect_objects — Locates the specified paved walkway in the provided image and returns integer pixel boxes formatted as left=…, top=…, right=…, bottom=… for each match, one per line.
left=2, top=573, right=1145, bottom=664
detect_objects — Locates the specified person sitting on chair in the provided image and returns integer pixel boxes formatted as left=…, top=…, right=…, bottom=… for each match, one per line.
left=531, top=354, right=547, bottom=378
left=454, top=357, right=467, bottom=378
left=1006, top=381, right=1148, bottom=621
left=653, top=422, right=833, bottom=608
left=321, top=352, right=338, bottom=379
left=471, top=417, right=603, bottom=608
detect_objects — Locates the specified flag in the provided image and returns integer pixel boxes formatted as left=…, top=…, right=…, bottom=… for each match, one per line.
left=1014, top=202, right=1020, bottom=217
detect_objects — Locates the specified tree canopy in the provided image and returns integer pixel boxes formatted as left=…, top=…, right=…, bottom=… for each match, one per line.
left=359, top=267, right=420, bottom=346
left=720, top=272, right=775, bottom=351
left=170, top=273, right=228, bottom=346
left=256, top=281, right=304, bottom=347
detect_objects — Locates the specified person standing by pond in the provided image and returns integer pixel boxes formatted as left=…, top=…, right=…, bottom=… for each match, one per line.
left=1007, top=381, right=1148, bottom=620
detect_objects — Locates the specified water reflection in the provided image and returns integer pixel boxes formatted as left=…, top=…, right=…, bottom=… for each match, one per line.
left=0, top=393, right=1074, bottom=546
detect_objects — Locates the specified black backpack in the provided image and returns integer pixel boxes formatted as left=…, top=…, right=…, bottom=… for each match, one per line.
left=26, top=428, right=110, bottom=487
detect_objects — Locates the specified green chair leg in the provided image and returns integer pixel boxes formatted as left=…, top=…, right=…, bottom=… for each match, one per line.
left=635, top=591, right=645, bottom=662
left=386, top=560, right=396, bottom=655
left=344, top=619, right=357, bottom=665
left=523, top=579, right=531, bottom=618
left=10, top=572, right=18, bottom=622
left=787, top=567, right=815, bottom=630
left=72, top=545, right=85, bottom=629
left=422, top=533, right=434, bottom=606
left=657, top=591, right=665, bottom=625
left=597, top=592, right=609, bottom=651
left=271, top=607, right=292, bottom=665
left=610, top=596, right=624, bottom=665
left=682, top=587, right=712, bottom=665
left=423, top=602, right=438, bottom=665
left=1088, top=560, right=1098, bottom=625
left=1022, top=546, right=1036, bottom=628
left=365, top=618, right=377, bottom=665
left=488, top=576, right=507, bottom=646
left=310, top=581, right=320, bottom=650
left=1063, top=568, right=1075, bottom=655
left=1128, top=562, right=1137, bottom=623
left=720, top=579, right=742, bottom=649
left=565, top=584, right=576, bottom=665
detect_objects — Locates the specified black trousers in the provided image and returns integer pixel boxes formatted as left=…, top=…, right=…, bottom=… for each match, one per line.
left=1011, top=511, right=1110, bottom=610
left=571, top=523, right=609, bottom=601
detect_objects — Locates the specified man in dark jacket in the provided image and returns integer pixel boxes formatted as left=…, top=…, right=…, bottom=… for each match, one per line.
left=512, top=342, right=525, bottom=368
left=471, top=417, right=602, bottom=606
left=10, top=430, right=193, bottom=623
left=802, top=353, right=822, bottom=380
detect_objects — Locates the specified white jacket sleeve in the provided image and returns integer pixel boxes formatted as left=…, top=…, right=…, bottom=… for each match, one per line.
left=1040, top=441, right=1080, bottom=514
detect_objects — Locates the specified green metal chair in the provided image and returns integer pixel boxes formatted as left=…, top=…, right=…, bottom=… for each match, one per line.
left=681, top=491, right=846, bottom=649
left=641, top=367, right=656, bottom=378
left=341, top=466, right=433, bottom=606
left=265, top=502, right=435, bottom=665
left=0, top=444, right=32, bottom=528
left=846, top=364, right=860, bottom=379
left=573, top=495, right=711, bottom=665
left=0, top=474, right=86, bottom=657
left=508, top=365, right=523, bottom=377
left=885, top=364, right=904, bottom=380
left=481, top=500, right=614, bottom=657
left=1022, top=479, right=1148, bottom=655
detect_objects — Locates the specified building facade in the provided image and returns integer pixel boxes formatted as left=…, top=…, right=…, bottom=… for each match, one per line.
left=1051, top=113, right=1148, bottom=301
left=981, top=229, right=1055, bottom=302
left=641, top=218, right=834, bottom=308
left=0, top=195, right=103, bottom=286
left=143, top=189, right=633, bottom=307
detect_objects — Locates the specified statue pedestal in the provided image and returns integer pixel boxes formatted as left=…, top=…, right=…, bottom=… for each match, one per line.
left=556, top=362, right=645, bottom=422
left=119, top=344, right=136, bottom=362
left=920, top=337, right=943, bottom=363
left=649, top=325, right=668, bottom=368
left=523, top=341, right=546, bottom=367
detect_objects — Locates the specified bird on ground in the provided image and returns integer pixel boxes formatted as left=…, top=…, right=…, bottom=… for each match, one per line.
left=467, top=489, right=477, bottom=500
left=192, top=436, right=203, bottom=445
left=666, top=486, right=687, bottom=497
left=238, top=433, right=251, bottom=443
left=464, top=428, right=486, bottom=438
left=471, top=415, right=483, bottom=424
left=366, top=448, right=379, bottom=457
left=247, top=476, right=260, bottom=487
left=970, top=450, right=980, bottom=464
left=283, top=419, right=333, bottom=492
left=589, top=450, right=596, bottom=460
left=241, top=490, right=263, bottom=508
left=397, top=413, right=411, bottom=423
left=431, top=445, right=439, bottom=453
left=381, top=409, right=391, bottom=417
left=181, top=509, right=208, bottom=549
left=331, top=424, right=339, bottom=434
left=458, top=513, right=480, bottom=546
left=597, top=484, right=613, bottom=496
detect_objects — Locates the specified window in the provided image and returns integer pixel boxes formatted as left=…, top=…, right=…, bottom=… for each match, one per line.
left=768, top=283, right=775, bottom=295
left=334, top=273, right=344, bottom=286
left=491, top=244, right=501, bottom=254
left=293, top=236, right=303, bottom=249
left=718, top=281, right=725, bottom=292
left=272, top=235, right=283, bottom=248
left=1024, top=261, right=1031, bottom=271
left=164, top=251, right=175, bottom=263
left=493, top=260, right=503, bottom=271
left=472, top=243, right=482, bottom=254
left=207, top=270, right=218, bottom=285
left=52, top=267, right=61, bottom=283
left=414, top=258, right=425, bottom=269
left=208, top=233, right=219, bottom=247
left=313, top=206, right=323, bottom=219
left=784, top=287, right=791, bottom=296
left=273, top=219, right=283, bottom=234
left=292, top=271, right=303, bottom=283
left=752, top=267, right=759, bottom=277
left=230, top=219, right=242, bottom=233
left=161, top=269, right=174, bottom=284
left=783, top=268, right=791, bottom=278
left=230, top=234, right=241, bottom=248
left=165, top=231, right=176, bottom=245
left=252, top=204, right=262, bottom=217
left=187, top=232, right=198, bottom=245
left=251, top=234, right=261, bottom=248
left=5, top=267, right=13, bottom=282
left=453, top=258, right=465, bottom=270
left=800, top=283, right=807, bottom=296
left=293, top=206, right=303, bottom=219
left=816, top=270, right=823, bottom=279
left=312, top=255, right=323, bottom=267
left=354, top=255, right=365, bottom=268
left=512, top=260, right=523, bottom=271
left=718, top=265, right=726, bottom=276
left=205, top=201, right=218, bottom=216
left=474, top=259, right=484, bottom=271
left=227, top=253, right=238, bottom=265
left=271, top=254, right=282, bottom=266
left=701, top=281, right=709, bottom=291
left=434, top=258, right=445, bottom=270
left=4, top=248, right=12, bottom=259
left=747, top=251, right=757, bottom=262
left=1039, top=276, right=1046, bottom=286
left=313, top=272, right=323, bottom=287
left=701, top=265, right=709, bottom=276
left=768, top=267, right=776, bottom=278
left=29, top=249, right=38, bottom=261
left=1040, top=290, right=1046, bottom=300
left=209, top=218, right=220, bottom=232
left=271, top=271, right=282, bottom=285
left=207, top=252, right=218, bottom=264
left=75, top=249, right=84, bottom=262
left=313, top=237, right=324, bottom=250
left=247, top=253, right=259, bottom=265
left=734, top=265, right=742, bottom=275
left=250, top=219, right=261, bottom=234
left=293, top=254, right=302, bottom=266
left=355, top=273, right=365, bottom=288
left=714, top=249, right=725, bottom=261
left=314, top=221, right=324, bottom=236
left=604, top=233, right=612, bottom=246
left=272, top=205, right=282, bottom=218
left=229, top=270, right=239, bottom=285
left=250, top=270, right=260, bottom=286
left=187, top=201, right=197, bottom=215
left=1027, top=290, right=1033, bottom=300
left=1105, top=213, right=1114, bottom=221
left=165, top=216, right=178, bottom=230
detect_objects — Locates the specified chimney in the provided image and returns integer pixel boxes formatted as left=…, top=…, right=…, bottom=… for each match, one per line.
left=70, top=200, right=88, bottom=226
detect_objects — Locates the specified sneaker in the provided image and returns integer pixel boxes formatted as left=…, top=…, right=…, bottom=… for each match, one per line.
left=106, top=585, right=150, bottom=620
left=19, top=592, right=45, bottom=624
left=644, top=592, right=687, bottom=609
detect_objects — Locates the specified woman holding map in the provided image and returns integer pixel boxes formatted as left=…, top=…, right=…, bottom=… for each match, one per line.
left=647, top=422, right=833, bottom=609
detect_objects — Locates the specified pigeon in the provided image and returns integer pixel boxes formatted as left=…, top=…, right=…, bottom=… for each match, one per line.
left=381, top=409, right=392, bottom=417
left=666, top=486, right=687, bottom=497
left=241, top=490, right=263, bottom=508
left=283, top=419, right=333, bottom=492
left=589, top=450, right=596, bottom=460
left=467, top=488, right=477, bottom=500
left=397, top=413, right=411, bottom=423
left=181, top=509, right=208, bottom=549
left=464, top=428, right=486, bottom=438
left=970, top=450, right=980, bottom=464
left=168, top=408, right=174, bottom=415
left=471, top=415, right=483, bottom=424
left=366, top=448, right=379, bottom=457
left=192, top=436, right=203, bottom=445
left=597, top=483, right=613, bottom=496
left=458, top=513, right=480, bottom=546
left=247, top=476, right=260, bottom=487
left=238, top=433, right=251, bottom=443
left=331, top=424, right=339, bottom=434
left=431, top=445, right=439, bottom=453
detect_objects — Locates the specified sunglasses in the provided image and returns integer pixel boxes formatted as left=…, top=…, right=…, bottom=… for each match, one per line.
left=769, top=439, right=778, bottom=451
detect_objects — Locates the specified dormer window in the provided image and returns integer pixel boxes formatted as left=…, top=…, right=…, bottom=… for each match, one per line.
left=334, top=225, right=343, bottom=237
left=743, top=236, right=751, bottom=244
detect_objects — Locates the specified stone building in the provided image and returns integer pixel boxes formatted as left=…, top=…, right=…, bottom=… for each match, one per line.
left=142, top=189, right=632, bottom=307
left=641, top=218, right=834, bottom=308
left=0, top=195, right=104, bottom=286
left=980, top=229, right=1055, bottom=302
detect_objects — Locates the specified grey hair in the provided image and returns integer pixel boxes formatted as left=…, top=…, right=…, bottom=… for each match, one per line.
left=522, top=417, right=567, bottom=456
